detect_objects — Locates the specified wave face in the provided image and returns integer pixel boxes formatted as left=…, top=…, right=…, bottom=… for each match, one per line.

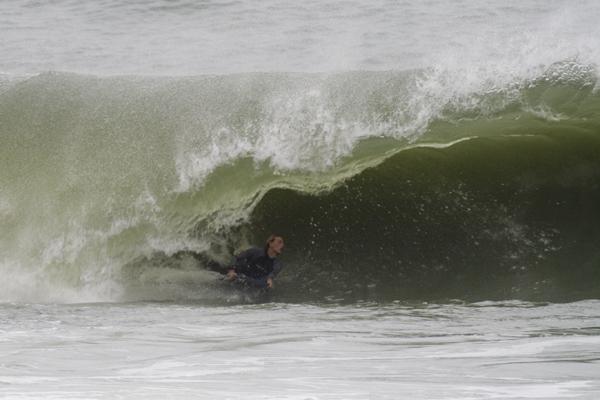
left=1, top=64, right=600, bottom=303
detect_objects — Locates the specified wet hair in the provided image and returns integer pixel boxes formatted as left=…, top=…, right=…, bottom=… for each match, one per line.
left=264, top=234, right=283, bottom=252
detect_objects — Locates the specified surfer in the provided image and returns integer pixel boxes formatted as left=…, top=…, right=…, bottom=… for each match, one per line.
left=226, top=235, right=284, bottom=289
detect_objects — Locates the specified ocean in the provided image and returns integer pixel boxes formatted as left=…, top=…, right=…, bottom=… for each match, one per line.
left=1, top=0, right=600, bottom=398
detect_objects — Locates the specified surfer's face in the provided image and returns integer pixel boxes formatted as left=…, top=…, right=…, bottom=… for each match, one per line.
left=269, top=237, right=284, bottom=255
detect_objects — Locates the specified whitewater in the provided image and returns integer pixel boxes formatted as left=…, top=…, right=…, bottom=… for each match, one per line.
left=1, top=0, right=600, bottom=398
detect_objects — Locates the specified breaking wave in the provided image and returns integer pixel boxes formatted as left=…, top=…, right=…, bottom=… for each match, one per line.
left=1, top=62, right=599, bottom=302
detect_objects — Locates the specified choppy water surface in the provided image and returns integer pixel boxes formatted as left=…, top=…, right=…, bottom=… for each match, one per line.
left=2, top=0, right=599, bottom=75
left=1, top=300, right=599, bottom=399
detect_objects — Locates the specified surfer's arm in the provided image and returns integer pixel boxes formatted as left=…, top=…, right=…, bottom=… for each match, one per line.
left=265, top=260, right=282, bottom=288
left=225, top=259, right=238, bottom=280
left=270, top=260, right=283, bottom=278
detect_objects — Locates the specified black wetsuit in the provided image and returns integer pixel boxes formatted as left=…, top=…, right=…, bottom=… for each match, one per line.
left=231, top=247, right=283, bottom=288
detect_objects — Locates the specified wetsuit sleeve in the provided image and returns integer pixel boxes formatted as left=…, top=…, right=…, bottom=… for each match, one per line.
left=268, top=259, right=283, bottom=279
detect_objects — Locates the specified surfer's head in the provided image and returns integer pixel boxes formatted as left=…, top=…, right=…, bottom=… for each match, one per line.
left=265, top=234, right=284, bottom=257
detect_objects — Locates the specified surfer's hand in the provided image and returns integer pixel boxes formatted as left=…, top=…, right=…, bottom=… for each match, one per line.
left=266, top=277, right=273, bottom=289
left=226, top=269, right=237, bottom=281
